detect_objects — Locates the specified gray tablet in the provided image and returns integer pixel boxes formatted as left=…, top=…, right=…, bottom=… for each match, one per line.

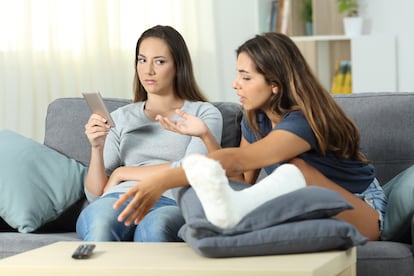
left=82, top=92, right=115, bottom=127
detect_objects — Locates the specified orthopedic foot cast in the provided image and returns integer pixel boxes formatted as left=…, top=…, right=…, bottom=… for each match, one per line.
left=182, top=154, right=306, bottom=229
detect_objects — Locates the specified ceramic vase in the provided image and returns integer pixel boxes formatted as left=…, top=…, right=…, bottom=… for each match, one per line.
left=343, top=17, right=363, bottom=36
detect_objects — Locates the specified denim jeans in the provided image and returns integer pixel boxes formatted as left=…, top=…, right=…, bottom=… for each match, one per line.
left=354, top=178, right=388, bottom=232
left=76, top=193, right=184, bottom=242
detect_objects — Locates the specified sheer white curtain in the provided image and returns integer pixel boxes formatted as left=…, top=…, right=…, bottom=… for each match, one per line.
left=0, top=0, right=220, bottom=142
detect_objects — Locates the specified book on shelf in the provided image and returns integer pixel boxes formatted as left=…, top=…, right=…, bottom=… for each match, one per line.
left=269, top=0, right=278, bottom=32
left=331, top=60, right=352, bottom=94
left=277, top=0, right=290, bottom=34
left=268, top=0, right=290, bottom=34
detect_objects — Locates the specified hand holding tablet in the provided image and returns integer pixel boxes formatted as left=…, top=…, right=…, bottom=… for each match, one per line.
left=82, top=92, right=115, bottom=127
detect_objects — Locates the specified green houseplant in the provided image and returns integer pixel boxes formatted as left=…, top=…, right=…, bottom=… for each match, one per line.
left=337, top=0, right=362, bottom=36
left=301, top=0, right=313, bottom=35
left=337, top=0, right=359, bottom=17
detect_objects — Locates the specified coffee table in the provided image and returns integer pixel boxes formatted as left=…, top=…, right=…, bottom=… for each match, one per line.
left=0, top=241, right=356, bottom=275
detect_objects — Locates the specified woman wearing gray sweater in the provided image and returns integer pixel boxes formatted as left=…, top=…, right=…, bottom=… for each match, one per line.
left=76, top=25, right=222, bottom=242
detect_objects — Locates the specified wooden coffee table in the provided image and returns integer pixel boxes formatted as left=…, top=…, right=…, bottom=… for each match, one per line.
left=0, top=241, right=356, bottom=276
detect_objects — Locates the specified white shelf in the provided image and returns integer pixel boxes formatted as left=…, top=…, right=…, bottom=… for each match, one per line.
left=292, top=35, right=351, bottom=42
left=257, top=0, right=398, bottom=93
left=291, top=35, right=397, bottom=93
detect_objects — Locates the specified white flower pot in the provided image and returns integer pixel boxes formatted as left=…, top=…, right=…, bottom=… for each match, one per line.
left=343, top=17, right=363, bottom=36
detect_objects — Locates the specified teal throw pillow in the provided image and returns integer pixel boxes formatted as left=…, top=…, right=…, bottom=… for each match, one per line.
left=0, top=130, right=87, bottom=233
left=381, top=164, right=414, bottom=241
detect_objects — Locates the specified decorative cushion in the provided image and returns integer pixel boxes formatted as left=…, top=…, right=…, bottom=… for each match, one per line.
left=381, top=165, right=414, bottom=242
left=176, top=182, right=353, bottom=235
left=175, top=181, right=367, bottom=257
left=180, top=218, right=366, bottom=258
left=0, top=130, right=87, bottom=233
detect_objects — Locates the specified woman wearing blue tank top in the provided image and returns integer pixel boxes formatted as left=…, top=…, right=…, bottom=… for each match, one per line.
left=114, top=32, right=386, bottom=241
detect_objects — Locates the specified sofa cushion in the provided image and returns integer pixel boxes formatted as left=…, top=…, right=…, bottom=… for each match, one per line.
left=44, top=98, right=242, bottom=167
left=334, top=93, right=414, bottom=185
left=44, top=97, right=130, bottom=166
left=0, top=232, right=80, bottom=259
left=357, top=241, right=414, bottom=275
left=212, top=102, right=242, bottom=148
left=0, top=130, right=87, bottom=233
left=381, top=165, right=414, bottom=242
left=175, top=181, right=367, bottom=258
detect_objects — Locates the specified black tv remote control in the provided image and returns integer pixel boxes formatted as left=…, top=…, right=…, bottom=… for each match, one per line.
left=72, top=244, right=96, bottom=259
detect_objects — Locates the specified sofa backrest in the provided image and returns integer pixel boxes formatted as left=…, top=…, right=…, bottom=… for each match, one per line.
left=45, top=93, right=414, bottom=186
left=334, top=92, right=414, bottom=185
left=44, top=98, right=242, bottom=167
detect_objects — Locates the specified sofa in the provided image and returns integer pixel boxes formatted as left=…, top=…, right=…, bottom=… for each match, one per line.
left=0, top=92, right=413, bottom=276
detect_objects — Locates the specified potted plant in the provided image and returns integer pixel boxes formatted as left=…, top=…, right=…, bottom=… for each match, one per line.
left=337, top=0, right=358, bottom=16
left=301, top=0, right=313, bottom=36
left=337, top=0, right=363, bottom=36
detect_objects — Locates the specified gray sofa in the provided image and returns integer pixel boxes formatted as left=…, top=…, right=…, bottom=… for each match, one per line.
left=1, top=93, right=414, bottom=276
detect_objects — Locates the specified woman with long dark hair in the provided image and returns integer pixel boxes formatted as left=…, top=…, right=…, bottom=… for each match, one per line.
left=114, top=32, right=386, bottom=241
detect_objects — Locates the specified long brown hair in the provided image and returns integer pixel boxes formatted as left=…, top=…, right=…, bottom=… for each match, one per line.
left=237, top=32, right=368, bottom=162
left=132, top=25, right=207, bottom=103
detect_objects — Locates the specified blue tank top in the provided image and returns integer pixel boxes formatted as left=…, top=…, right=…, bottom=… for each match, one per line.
left=241, top=111, right=375, bottom=193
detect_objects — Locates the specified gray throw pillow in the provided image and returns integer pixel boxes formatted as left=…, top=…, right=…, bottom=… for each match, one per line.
left=180, top=218, right=367, bottom=258
left=175, top=181, right=367, bottom=257
left=175, top=182, right=353, bottom=236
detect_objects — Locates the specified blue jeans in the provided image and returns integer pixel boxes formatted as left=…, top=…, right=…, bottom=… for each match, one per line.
left=76, top=193, right=184, bottom=242
left=354, top=178, right=387, bottom=232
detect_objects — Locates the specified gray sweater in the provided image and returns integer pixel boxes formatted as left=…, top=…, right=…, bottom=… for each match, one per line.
left=85, top=100, right=223, bottom=202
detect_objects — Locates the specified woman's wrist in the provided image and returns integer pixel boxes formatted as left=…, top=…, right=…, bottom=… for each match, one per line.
left=158, top=167, right=189, bottom=190
left=200, top=130, right=221, bottom=152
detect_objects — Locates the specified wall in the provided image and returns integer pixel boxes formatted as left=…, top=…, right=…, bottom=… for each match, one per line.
left=2, top=0, right=413, bottom=141
left=211, top=0, right=414, bottom=97
left=201, top=0, right=260, bottom=103
left=360, top=0, right=414, bottom=92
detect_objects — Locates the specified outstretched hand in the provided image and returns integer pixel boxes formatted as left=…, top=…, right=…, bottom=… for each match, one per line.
left=113, top=179, right=164, bottom=226
left=113, top=167, right=189, bottom=226
left=156, top=109, right=208, bottom=137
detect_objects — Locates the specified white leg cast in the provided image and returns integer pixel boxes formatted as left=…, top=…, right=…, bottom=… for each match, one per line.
left=182, top=154, right=239, bottom=228
left=182, top=154, right=306, bottom=229
left=236, top=163, right=306, bottom=218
